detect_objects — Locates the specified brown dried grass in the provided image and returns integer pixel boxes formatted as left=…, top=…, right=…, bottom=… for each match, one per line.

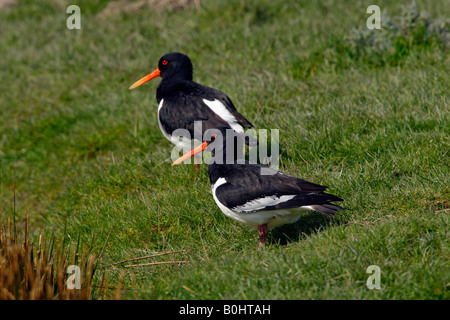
left=0, top=216, right=114, bottom=300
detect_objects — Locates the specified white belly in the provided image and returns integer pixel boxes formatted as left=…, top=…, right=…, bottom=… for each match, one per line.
left=216, top=202, right=311, bottom=229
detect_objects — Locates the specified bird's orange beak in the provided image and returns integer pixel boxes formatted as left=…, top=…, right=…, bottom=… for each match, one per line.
left=172, top=141, right=208, bottom=166
left=129, top=68, right=161, bottom=89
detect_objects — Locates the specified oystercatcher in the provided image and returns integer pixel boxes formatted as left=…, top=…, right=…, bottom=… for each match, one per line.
left=129, top=52, right=254, bottom=155
left=172, top=127, right=344, bottom=250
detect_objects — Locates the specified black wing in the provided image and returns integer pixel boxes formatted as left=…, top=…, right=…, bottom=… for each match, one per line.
left=212, top=163, right=343, bottom=214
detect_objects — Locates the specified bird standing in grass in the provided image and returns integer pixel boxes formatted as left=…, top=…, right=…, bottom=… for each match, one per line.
left=129, top=52, right=254, bottom=166
left=172, top=127, right=344, bottom=250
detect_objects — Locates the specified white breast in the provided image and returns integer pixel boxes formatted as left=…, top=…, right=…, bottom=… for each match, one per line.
left=211, top=178, right=250, bottom=225
left=157, top=99, right=172, bottom=142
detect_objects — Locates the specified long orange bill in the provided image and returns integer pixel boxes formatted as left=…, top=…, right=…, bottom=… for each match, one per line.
left=172, top=141, right=208, bottom=166
left=129, top=68, right=161, bottom=89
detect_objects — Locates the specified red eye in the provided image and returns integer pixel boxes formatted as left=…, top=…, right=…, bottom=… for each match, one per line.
left=162, top=60, right=168, bottom=66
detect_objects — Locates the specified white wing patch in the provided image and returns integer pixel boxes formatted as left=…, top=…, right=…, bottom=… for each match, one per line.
left=203, top=99, right=244, bottom=133
left=233, top=195, right=296, bottom=213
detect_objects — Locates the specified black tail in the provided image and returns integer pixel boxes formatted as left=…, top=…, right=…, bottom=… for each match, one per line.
left=309, top=203, right=344, bottom=216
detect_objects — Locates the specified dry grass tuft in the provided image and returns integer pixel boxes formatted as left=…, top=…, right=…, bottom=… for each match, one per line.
left=0, top=216, right=115, bottom=300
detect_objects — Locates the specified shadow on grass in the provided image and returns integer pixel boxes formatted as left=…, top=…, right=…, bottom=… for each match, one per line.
left=267, top=212, right=347, bottom=246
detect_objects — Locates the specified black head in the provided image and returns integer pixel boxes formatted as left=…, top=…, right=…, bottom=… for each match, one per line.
left=204, top=126, right=255, bottom=148
left=210, top=127, right=256, bottom=164
left=158, top=52, right=193, bottom=81
left=172, top=126, right=258, bottom=166
left=129, top=52, right=193, bottom=90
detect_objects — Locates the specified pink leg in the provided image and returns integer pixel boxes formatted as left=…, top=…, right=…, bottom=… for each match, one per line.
left=194, top=154, right=199, bottom=171
left=258, top=224, right=268, bottom=251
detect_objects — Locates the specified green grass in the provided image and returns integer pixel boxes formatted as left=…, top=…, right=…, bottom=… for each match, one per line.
left=0, top=0, right=449, bottom=299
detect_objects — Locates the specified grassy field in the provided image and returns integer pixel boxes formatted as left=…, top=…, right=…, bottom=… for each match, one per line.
left=0, top=0, right=449, bottom=299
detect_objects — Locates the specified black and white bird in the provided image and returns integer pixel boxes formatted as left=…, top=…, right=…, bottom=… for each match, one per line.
left=129, top=52, right=254, bottom=153
left=172, top=127, right=344, bottom=250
